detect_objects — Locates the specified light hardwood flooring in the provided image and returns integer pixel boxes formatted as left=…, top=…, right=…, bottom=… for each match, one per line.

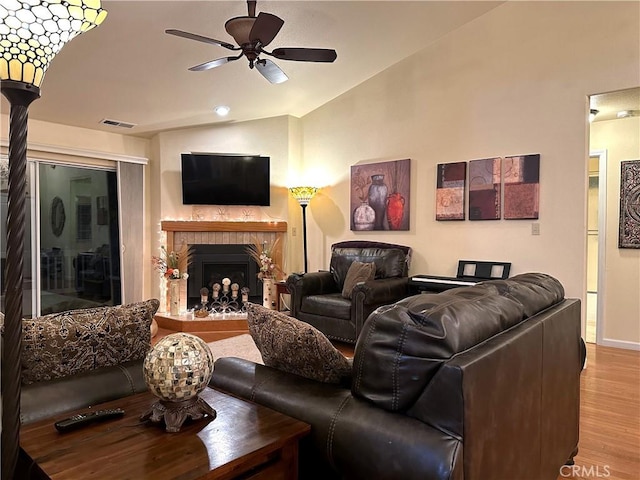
left=157, top=329, right=639, bottom=479
left=558, top=343, right=640, bottom=480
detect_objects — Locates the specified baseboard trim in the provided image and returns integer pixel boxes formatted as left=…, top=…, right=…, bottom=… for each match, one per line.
left=599, top=337, right=640, bottom=351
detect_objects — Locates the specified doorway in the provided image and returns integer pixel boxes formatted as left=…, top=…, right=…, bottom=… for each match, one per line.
left=586, top=150, right=606, bottom=344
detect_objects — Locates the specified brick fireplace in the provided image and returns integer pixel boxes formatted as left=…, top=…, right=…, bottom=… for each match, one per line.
left=161, top=221, right=287, bottom=312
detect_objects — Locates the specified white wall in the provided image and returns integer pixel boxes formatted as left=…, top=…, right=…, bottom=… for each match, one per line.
left=300, top=1, right=640, bottom=346
left=591, top=117, right=640, bottom=348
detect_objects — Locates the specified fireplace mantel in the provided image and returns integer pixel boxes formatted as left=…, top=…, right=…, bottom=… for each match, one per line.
left=161, top=221, right=287, bottom=234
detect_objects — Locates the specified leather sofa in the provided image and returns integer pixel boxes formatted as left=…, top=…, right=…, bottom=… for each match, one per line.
left=20, top=360, right=147, bottom=425
left=286, top=240, right=412, bottom=344
left=211, top=273, right=584, bottom=480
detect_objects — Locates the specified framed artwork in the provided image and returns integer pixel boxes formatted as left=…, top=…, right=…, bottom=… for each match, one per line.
left=468, top=157, right=501, bottom=220
left=436, top=162, right=466, bottom=220
left=503, top=154, right=540, bottom=219
left=619, top=160, right=640, bottom=248
left=350, top=159, right=410, bottom=231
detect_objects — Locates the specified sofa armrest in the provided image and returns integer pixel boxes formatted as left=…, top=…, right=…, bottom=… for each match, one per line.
left=351, top=277, right=409, bottom=335
left=352, top=277, right=409, bottom=305
left=286, top=272, right=339, bottom=316
left=21, top=360, right=147, bottom=425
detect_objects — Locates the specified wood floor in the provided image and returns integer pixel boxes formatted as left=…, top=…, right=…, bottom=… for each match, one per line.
left=558, top=343, right=640, bottom=480
left=159, top=328, right=640, bottom=479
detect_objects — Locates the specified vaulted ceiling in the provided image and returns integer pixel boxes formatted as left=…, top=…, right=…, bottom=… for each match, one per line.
left=1, top=1, right=506, bottom=137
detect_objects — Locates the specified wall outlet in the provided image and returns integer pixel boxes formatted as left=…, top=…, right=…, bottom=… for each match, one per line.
left=292, top=227, right=297, bottom=236
left=531, top=222, right=540, bottom=235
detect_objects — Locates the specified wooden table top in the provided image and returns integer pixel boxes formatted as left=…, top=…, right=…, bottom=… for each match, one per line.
left=20, top=388, right=310, bottom=480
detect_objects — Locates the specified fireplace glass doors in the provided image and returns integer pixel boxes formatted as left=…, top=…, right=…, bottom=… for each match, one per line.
left=187, top=244, right=261, bottom=307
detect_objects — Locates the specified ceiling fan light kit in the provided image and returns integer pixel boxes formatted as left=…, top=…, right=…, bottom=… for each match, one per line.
left=166, top=0, right=337, bottom=84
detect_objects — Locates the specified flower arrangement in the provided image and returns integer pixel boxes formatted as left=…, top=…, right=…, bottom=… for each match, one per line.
left=152, top=243, right=193, bottom=280
left=246, top=237, right=284, bottom=280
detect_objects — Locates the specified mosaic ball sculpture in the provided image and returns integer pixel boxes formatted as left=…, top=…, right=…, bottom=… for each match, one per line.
left=143, top=333, right=214, bottom=402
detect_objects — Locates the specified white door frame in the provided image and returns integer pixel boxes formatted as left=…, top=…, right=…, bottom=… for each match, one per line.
left=589, top=149, right=607, bottom=345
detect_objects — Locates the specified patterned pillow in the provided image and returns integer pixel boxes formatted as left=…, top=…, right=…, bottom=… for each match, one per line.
left=246, top=303, right=352, bottom=384
left=21, top=299, right=159, bottom=385
left=341, top=261, right=376, bottom=299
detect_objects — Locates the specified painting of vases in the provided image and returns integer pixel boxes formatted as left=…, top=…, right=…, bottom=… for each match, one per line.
left=350, top=159, right=410, bottom=231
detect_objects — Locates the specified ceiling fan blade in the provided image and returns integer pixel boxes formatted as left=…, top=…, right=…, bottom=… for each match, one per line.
left=189, top=56, right=240, bottom=71
left=165, top=29, right=239, bottom=51
left=270, top=47, right=337, bottom=63
left=255, top=59, right=288, bottom=84
left=249, top=12, right=284, bottom=47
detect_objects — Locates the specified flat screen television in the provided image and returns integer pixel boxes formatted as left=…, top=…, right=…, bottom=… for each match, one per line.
left=181, top=153, right=270, bottom=206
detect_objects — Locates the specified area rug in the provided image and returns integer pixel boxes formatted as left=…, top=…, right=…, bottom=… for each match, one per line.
left=207, top=334, right=263, bottom=365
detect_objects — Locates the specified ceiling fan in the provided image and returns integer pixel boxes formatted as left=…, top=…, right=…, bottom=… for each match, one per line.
left=166, top=0, right=337, bottom=84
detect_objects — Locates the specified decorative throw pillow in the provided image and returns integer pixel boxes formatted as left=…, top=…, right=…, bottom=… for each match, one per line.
left=245, top=303, right=352, bottom=384
left=341, top=261, right=376, bottom=299
left=20, top=299, right=160, bottom=385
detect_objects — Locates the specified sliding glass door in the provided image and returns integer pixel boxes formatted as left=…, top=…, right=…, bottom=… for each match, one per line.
left=38, top=163, right=121, bottom=315
left=0, top=161, right=34, bottom=317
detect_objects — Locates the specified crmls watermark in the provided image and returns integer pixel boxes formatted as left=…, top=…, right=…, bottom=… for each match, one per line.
left=559, top=464, right=611, bottom=478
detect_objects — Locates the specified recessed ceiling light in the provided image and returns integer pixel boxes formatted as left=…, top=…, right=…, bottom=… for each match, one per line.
left=214, top=105, right=230, bottom=116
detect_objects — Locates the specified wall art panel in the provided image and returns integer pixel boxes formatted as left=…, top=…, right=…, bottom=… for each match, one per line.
left=503, top=154, right=540, bottom=220
left=350, top=159, right=410, bottom=231
left=468, top=157, right=501, bottom=220
left=619, top=159, right=640, bottom=248
left=436, top=162, right=466, bottom=221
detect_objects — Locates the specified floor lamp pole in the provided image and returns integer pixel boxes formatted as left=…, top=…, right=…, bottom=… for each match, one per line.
left=1, top=81, right=40, bottom=480
left=301, top=203, right=308, bottom=273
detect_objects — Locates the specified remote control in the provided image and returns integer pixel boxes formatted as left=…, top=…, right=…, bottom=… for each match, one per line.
left=54, top=408, right=125, bottom=433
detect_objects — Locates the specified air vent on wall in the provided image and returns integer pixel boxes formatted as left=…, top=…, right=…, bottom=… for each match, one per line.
left=99, top=118, right=137, bottom=129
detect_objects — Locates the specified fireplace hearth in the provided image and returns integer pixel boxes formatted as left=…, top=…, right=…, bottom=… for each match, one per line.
left=160, top=221, right=287, bottom=314
left=187, top=244, right=261, bottom=307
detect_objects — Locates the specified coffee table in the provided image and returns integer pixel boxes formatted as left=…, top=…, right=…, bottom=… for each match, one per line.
left=20, top=387, right=310, bottom=479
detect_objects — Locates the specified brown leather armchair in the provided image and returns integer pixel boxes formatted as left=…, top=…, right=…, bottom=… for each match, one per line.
left=286, top=241, right=412, bottom=344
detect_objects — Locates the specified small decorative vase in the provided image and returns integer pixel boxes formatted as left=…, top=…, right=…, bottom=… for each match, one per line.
left=262, top=277, right=276, bottom=310
left=353, top=201, right=375, bottom=230
left=386, top=192, right=406, bottom=230
left=368, top=174, right=388, bottom=230
left=169, top=279, right=180, bottom=316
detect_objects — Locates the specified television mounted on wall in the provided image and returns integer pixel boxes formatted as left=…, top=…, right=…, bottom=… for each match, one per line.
left=181, top=153, right=270, bottom=206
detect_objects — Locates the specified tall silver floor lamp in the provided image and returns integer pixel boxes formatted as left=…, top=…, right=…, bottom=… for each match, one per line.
left=0, top=3, right=107, bottom=477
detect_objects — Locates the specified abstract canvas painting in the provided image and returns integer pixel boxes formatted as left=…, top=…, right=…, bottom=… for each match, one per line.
left=619, top=160, right=640, bottom=248
left=503, top=154, right=540, bottom=219
left=350, top=159, right=411, bottom=231
left=468, top=157, right=501, bottom=220
left=436, top=162, right=466, bottom=220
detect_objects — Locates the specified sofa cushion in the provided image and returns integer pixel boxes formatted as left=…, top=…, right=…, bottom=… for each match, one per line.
left=20, top=299, right=159, bottom=385
left=246, top=303, right=352, bottom=384
left=482, top=272, right=565, bottom=317
left=352, top=284, right=525, bottom=411
left=301, top=293, right=352, bottom=319
left=342, top=261, right=376, bottom=299
left=352, top=273, right=565, bottom=412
